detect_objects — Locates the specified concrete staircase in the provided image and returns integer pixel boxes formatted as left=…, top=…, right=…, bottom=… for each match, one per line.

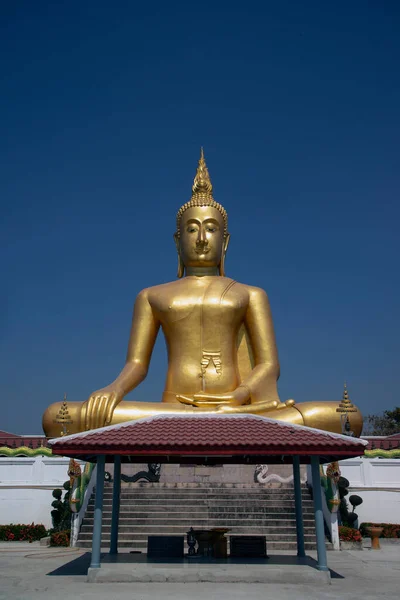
left=77, top=482, right=318, bottom=552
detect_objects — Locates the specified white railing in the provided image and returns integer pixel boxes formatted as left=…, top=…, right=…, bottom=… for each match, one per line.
left=306, top=465, right=340, bottom=550
left=70, top=465, right=97, bottom=547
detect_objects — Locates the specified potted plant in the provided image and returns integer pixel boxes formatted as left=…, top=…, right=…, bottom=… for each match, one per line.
left=339, top=526, right=363, bottom=550
left=364, top=525, right=384, bottom=550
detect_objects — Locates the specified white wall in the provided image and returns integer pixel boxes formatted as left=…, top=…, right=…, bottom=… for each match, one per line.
left=0, top=456, right=72, bottom=528
left=1, top=455, right=399, bottom=529
left=339, top=457, right=400, bottom=524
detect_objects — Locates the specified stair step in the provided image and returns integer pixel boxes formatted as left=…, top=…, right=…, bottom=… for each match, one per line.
left=95, top=496, right=312, bottom=500
left=87, top=509, right=314, bottom=516
left=82, top=514, right=316, bottom=522
left=105, top=488, right=309, bottom=492
left=107, top=484, right=301, bottom=489
left=81, top=523, right=316, bottom=532
left=77, top=531, right=316, bottom=541
left=89, top=499, right=313, bottom=506
left=77, top=541, right=317, bottom=551
left=108, top=502, right=311, bottom=506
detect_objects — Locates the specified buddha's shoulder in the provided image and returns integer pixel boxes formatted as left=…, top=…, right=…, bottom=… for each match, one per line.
left=232, top=281, right=270, bottom=299
left=134, top=280, right=185, bottom=303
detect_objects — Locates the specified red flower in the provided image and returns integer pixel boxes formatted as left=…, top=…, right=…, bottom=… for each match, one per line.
left=339, top=526, right=362, bottom=543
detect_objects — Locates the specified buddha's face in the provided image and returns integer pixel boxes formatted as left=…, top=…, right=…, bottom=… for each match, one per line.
left=178, top=206, right=226, bottom=269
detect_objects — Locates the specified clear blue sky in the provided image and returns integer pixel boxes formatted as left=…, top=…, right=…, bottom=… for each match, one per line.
left=1, top=1, right=399, bottom=433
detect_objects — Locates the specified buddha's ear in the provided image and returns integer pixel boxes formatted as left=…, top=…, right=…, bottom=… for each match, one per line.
left=219, top=233, right=230, bottom=277
left=173, top=233, right=184, bottom=278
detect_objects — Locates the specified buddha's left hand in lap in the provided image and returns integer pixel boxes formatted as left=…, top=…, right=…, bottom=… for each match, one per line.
left=176, top=386, right=250, bottom=408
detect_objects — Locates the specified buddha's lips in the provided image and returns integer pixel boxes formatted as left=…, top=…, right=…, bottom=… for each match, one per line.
left=195, top=246, right=210, bottom=254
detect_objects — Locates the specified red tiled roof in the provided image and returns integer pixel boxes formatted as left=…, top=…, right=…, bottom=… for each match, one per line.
left=0, top=431, right=17, bottom=438
left=363, top=435, right=400, bottom=451
left=0, top=432, right=49, bottom=449
left=49, top=414, right=367, bottom=463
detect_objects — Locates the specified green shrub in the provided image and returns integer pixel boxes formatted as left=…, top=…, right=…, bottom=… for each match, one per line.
left=50, top=530, right=70, bottom=547
left=51, top=482, right=72, bottom=532
left=0, top=523, right=47, bottom=542
left=52, top=488, right=62, bottom=500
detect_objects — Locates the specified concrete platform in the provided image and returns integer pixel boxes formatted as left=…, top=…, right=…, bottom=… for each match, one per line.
left=2, top=542, right=400, bottom=599
left=87, top=554, right=331, bottom=584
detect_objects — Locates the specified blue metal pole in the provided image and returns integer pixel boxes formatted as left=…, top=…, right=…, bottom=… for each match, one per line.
left=310, top=455, right=329, bottom=572
left=90, top=455, right=105, bottom=569
left=110, top=455, right=121, bottom=555
left=293, top=455, right=305, bottom=557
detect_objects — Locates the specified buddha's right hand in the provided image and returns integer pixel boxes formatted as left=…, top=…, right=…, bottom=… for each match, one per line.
left=83, top=386, right=124, bottom=430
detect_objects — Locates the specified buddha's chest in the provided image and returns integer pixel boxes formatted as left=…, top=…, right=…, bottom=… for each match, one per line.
left=153, top=281, right=247, bottom=327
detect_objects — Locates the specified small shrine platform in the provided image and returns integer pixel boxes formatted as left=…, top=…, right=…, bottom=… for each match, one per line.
left=86, top=552, right=331, bottom=584
left=49, top=413, right=367, bottom=582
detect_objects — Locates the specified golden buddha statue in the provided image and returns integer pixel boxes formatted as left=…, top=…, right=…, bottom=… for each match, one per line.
left=42, top=150, right=363, bottom=437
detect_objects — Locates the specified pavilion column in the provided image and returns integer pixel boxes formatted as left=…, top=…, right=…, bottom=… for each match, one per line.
left=292, top=455, right=305, bottom=558
left=110, top=454, right=121, bottom=555
left=90, top=454, right=105, bottom=569
left=310, top=455, right=329, bottom=572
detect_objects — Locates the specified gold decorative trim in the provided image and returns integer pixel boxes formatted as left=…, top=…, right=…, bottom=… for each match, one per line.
left=0, top=446, right=53, bottom=457
left=201, top=351, right=222, bottom=376
left=364, top=449, right=400, bottom=458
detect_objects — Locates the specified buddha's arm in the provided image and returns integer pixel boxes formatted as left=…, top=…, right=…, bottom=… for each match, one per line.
left=83, top=289, right=160, bottom=429
left=239, top=287, right=281, bottom=404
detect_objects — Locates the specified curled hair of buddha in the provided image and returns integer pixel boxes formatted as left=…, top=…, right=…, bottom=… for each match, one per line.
left=175, top=148, right=228, bottom=238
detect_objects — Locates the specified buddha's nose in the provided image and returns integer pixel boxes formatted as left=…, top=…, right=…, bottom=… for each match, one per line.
left=196, top=226, right=208, bottom=245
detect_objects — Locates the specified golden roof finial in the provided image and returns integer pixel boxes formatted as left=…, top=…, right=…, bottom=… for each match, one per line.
left=53, top=393, right=73, bottom=435
left=336, top=382, right=357, bottom=413
left=191, top=147, right=213, bottom=200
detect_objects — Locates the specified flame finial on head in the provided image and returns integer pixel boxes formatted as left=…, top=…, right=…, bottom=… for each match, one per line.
left=176, top=148, right=228, bottom=237
left=192, top=147, right=213, bottom=200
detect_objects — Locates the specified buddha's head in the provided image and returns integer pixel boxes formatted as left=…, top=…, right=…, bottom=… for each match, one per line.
left=174, top=149, right=230, bottom=277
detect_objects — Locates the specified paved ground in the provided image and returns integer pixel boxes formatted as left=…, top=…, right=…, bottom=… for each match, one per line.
left=0, top=542, right=399, bottom=599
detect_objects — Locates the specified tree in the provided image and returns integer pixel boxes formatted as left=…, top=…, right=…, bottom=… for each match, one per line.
left=364, top=407, right=400, bottom=436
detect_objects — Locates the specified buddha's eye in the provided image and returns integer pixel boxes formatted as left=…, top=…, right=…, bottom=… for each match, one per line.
left=206, top=227, right=216, bottom=233
left=187, top=227, right=198, bottom=233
